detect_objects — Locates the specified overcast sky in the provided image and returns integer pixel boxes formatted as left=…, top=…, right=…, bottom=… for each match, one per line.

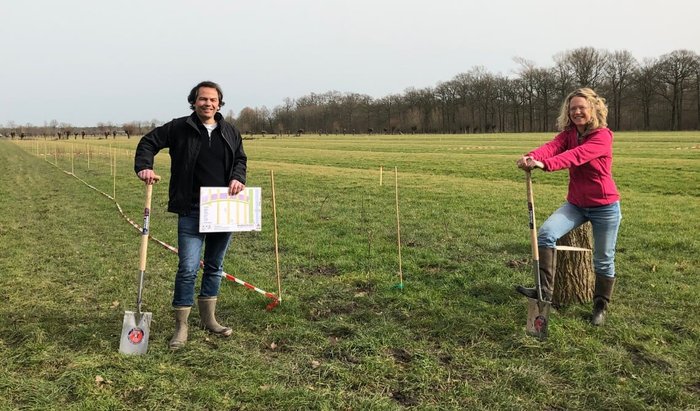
left=2, top=0, right=698, bottom=127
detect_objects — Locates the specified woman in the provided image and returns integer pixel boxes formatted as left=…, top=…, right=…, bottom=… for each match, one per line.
left=515, top=88, right=621, bottom=326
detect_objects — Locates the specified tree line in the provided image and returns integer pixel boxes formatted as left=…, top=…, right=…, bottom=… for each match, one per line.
left=0, top=119, right=159, bottom=140
left=2, top=47, right=699, bottom=139
left=233, top=47, right=700, bottom=135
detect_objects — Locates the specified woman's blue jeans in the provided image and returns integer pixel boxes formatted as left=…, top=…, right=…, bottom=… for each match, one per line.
left=172, top=209, right=232, bottom=307
left=538, top=201, right=621, bottom=278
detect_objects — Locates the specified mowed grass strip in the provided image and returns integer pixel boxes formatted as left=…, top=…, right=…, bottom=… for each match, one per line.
left=2, top=133, right=699, bottom=410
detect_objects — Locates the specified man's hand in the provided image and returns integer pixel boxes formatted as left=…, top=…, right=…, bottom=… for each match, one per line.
left=228, top=179, right=245, bottom=195
left=137, top=169, right=160, bottom=185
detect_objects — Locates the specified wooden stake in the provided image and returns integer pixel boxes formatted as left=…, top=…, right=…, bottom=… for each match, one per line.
left=71, top=144, right=74, bottom=174
left=87, top=142, right=90, bottom=170
left=271, top=170, right=282, bottom=302
left=109, top=143, right=113, bottom=176
left=113, top=147, right=116, bottom=199
left=395, top=167, right=403, bottom=288
left=379, top=165, right=383, bottom=186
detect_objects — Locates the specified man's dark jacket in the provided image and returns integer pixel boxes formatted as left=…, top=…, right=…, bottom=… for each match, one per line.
left=134, top=112, right=247, bottom=214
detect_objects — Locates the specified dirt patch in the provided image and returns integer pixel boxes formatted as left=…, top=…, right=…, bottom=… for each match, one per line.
left=391, top=347, right=413, bottom=364
left=663, top=322, right=696, bottom=339
left=391, top=390, right=418, bottom=406
left=260, top=339, right=291, bottom=354
left=626, top=344, right=672, bottom=372
left=419, top=263, right=446, bottom=275
left=306, top=307, right=332, bottom=321
left=688, top=381, right=700, bottom=394
left=323, top=348, right=362, bottom=364
left=439, top=353, right=453, bottom=365
left=306, top=301, right=359, bottom=321
left=506, top=258, right=528, bottom=269
left=354, top=280, right=376, bottom=293
left=328, top=325, right=355, bottom=338
left=405, top=239, right=419, bottom=247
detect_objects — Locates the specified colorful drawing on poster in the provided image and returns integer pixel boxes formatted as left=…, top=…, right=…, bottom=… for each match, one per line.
left=199, top=187, right=262, bottom=232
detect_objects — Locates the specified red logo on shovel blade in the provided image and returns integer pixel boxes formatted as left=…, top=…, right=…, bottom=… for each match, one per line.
left=534, top=316, right=547, bottom=332
left=127, top=328, right=145, bottom=344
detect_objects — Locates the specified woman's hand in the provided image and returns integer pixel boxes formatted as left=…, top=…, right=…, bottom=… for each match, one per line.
left=516, top=156, right=544, bottom=171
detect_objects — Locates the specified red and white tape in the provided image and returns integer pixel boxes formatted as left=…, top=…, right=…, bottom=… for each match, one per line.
left=58, top=167, right=280, bottom=310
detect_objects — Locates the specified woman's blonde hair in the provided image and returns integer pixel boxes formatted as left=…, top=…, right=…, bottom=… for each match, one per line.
left=556, top=88, right=608, bottom=131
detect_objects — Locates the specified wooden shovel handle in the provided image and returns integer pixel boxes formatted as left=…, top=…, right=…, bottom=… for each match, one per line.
left=138, top=176, right=160, bottom=272
left=526, top=171, right=539, bottom=261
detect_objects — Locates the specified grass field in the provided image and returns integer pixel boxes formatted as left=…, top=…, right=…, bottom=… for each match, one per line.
left=1, top=131, right=699, bottom=410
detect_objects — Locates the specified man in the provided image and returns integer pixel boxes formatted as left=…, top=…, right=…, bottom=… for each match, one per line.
left=134, top=81, right=247, bottom=350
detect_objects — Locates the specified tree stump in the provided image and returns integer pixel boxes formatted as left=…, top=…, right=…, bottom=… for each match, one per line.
left=552, top=222, right=595, bottom=307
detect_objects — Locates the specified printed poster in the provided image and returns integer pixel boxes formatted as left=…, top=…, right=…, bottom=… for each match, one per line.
left=199, top=187, right=262, bottom=232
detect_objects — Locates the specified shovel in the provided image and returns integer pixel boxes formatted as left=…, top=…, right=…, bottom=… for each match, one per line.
left=119, top=176, right=160, bottom=355
left=524, top=170, right=551, bottom=340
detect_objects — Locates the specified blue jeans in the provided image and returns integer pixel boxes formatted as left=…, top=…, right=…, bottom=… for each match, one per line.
left=538, top=201, right=621, bottom=278
left=173, top=209, right=233, bottom=307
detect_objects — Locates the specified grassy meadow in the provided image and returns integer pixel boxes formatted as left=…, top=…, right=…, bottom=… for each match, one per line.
left=0, top=131, right=698, bottom=410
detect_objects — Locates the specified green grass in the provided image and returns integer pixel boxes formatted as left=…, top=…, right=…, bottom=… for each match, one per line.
left=1, top=131, right=699, bottom=410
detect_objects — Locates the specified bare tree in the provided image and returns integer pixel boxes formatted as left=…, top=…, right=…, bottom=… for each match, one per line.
left=59, top=123, right=72, bottom=140
left=514, top=57, right=538, bottom=132
left=452, top=72, right=476, bottom=132
left=493, top=76, right=514, bottom=132
left=552, top=54, right=575, bottom=105
left=695, top=59, right=700, bottom=129
left=435, top=81, right=459, bottom=133
left=632, top=59, right=660, bottom=130
left=657, top=49, right=699, bottom=130
left=533, top=67, right=557, bottom=131
left=558, top=47, right=609, bottom=89
left=470, top=67, right=498, bottom=133
left=123, top=122, right=139, bottom=139
left=605, top=50, right=638, bottom=130
left=236, top=107, right=258, bottom=133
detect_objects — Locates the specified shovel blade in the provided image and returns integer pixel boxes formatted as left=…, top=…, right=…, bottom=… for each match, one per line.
left=119, top=311, right=152, bottom=355
left=526, top=298, right=551, bottom=340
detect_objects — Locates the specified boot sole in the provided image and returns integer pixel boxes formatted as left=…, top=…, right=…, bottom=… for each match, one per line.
left=201, top=323, right=233, bottom=337
left=209, top=328, right=232, bottom=337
